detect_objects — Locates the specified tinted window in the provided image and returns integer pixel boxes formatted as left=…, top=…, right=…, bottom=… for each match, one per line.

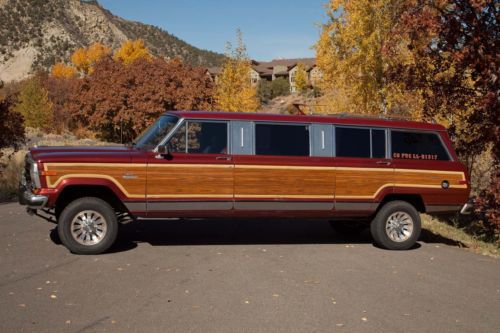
left=372, top=129, right=386, bottom=158
left=168, top=121, right=228, bottom=154
left=336, top=127, right=370, bottom=158
left=255, top=124, right=309, bottom=156
left=391, top=131, right=449, bottom=161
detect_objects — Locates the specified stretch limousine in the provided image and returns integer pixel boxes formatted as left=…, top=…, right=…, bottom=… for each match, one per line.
left=19, top=111, right=471, bottom=254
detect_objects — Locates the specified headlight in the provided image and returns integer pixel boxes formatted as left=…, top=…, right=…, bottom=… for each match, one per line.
left=29, top=158, right=41, bottom=189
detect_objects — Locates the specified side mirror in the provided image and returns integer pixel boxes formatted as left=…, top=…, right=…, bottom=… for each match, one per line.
left=155, top=145, right=173, bottom=160
left=157, top=145, right=169, bottom=155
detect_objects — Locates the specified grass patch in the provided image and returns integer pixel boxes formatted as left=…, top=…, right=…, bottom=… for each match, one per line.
left=421, top=214, right=499, bottom=258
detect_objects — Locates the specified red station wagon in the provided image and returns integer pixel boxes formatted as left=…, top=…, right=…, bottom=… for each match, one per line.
left=19, top=111, right=471, bottom=254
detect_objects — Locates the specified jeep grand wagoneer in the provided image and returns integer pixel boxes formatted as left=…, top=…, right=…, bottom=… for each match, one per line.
left=19, top=111, right=471, bottom=254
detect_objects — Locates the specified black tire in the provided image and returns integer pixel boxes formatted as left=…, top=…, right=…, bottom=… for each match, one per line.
left=370, top=200, right=421, bottom=250
left=329, top=220, right=368, bottom=236
left=58, top=197, right=118, bottom=255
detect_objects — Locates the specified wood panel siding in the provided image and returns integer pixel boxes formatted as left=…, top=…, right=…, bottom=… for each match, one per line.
left=234, top=165, right=335, bottom=199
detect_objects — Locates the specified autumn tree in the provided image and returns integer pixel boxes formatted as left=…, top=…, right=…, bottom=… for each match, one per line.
left=14, top=75, right=53, bottom=130
left=113, top=39, right=151, bottom=65
left=294, top=62, right=308, bottom=94
left=388, top=0, right=498, bottom=160
left=0, top=93, right=24, bottom=153
left=71, top=43, right=111, bottom=74
left=51, top=62, right=76, bottom=78
left=67, top=57, right=214, bottom=142
left=215, top=30, right=260, bottom=112
left=316, top=0, right=409, bottom=115
left=43, top=73, right=79, bottom=133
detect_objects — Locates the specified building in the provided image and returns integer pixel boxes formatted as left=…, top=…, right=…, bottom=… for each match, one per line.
left=207, top=58, right=322, bottom=93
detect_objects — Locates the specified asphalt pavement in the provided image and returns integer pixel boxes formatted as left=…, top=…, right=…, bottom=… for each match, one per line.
left=0, top=202, right=498, bottom=333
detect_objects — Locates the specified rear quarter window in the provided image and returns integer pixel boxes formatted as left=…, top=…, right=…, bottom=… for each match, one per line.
left=391, top=131, right=450, bottom=161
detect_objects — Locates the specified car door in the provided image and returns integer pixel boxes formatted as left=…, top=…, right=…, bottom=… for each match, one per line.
left=333, top=126, right=394, bottom=215
left=146, top=119, right=233, bottom=217
left=232, top=121, right=335, bottom=213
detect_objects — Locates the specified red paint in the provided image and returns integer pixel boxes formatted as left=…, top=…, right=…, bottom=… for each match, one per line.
left=27, top=111, right=470, bottom=217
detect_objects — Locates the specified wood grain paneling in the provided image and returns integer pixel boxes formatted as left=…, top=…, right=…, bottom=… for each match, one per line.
left=234, top=165, right=335, bottom=199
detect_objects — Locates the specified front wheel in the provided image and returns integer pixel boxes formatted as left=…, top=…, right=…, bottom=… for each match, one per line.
left=370, top=200, right=421, bottom=250
left=58, top=197, right=118, bottom=255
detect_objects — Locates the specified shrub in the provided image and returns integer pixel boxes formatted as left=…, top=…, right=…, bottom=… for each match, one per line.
left=0, top=150, right=26, bottom=201
left=257, top=80, right=272, bottom=104
left=0, top=94, right=25, bottom=155
left=271, top=77, right=290, bottom=98
left=473, top=168, right=500, bottom=244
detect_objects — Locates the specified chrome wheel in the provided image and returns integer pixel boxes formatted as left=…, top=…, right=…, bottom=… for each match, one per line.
left=385, top=211, right=414, bottom=243
left=70, top=210, right=108, bottom=246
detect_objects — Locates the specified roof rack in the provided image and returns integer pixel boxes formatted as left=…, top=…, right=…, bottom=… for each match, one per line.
left=291, top=103, right=433, bottom=123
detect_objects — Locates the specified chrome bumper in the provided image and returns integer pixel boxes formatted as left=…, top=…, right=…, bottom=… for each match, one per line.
left=460, top=203, right=473, bottom=215
left=18, top=184, right=48, bottom=209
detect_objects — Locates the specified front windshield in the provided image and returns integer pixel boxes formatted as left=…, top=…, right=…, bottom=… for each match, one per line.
left=133, top=115, right=179, bottom=149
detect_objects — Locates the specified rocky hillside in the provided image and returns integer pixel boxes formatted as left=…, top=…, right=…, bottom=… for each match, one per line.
left=0, top=0, right=225, bottom=82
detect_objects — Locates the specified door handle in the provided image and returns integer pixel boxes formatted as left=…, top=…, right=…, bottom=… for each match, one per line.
left=376, top=161, right=391, bottom=166
left=216, top=156, right=232, bottom=161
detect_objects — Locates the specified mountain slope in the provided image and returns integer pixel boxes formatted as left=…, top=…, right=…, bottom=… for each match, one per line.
left=0, top=0, right=225, bottom=82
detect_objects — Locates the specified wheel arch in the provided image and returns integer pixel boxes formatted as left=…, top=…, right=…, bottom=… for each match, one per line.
left=376, top=194, right=426, bottom=214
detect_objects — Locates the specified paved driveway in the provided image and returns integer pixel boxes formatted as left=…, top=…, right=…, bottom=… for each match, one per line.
left=0, top=202, right=498, bottom=333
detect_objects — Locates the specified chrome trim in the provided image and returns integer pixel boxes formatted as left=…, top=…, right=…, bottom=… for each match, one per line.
left=335, top=202, right=376, bottom=211
left=426, top=205, right=462, bottom=213
left=234, top=201, right=333, bottom=210
left=154, top=116, right=185, bottom=153
left=148, top=201, right=232, bottom=211
left=20, top=190, right=48, bottom=209
left=460, top=203, right=473, bottom=215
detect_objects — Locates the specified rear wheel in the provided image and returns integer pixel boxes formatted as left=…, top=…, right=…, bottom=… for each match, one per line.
left=370, top=200, right=421, bottom=250
left=58, top=197, right=118, bottom=255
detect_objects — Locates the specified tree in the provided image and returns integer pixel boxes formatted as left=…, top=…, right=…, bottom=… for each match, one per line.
left=294, top=62, right=308, bottom=94
left=71, top=43, right=111, bottom=74
left=14, top=75, right=53, bottom=130
left=388, top=0, right=499, bottom=161
left=113, top=39, right=151, bottom=65
left=316, top=0, right=408, bottom=115
left=215, top=30, right=260, bottom=112
left=51, top=62, right=76, bottom=78
left=257, top=80, right=273, bottom=104
left=0, top=94, right=24, bottom=153
left=67, top=57, right=214, bottom=142
left=43, top=73, right=79, bottom=133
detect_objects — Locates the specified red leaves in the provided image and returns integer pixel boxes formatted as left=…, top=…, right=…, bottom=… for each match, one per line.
left=66, top=57, right=214, bottom=142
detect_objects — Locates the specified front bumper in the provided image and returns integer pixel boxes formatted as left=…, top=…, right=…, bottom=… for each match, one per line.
left=460, top=203, right=473, bottom=215
left=18, top=184, right=48, bottom=209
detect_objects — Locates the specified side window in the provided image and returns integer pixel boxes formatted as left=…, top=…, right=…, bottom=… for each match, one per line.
left=336, top=127, right=370, bottom=158
left=391, top=131, right=450, bottom=161
left=168, top=121, right=228, bottom=154
left=255, top=124, right=309, bottom=156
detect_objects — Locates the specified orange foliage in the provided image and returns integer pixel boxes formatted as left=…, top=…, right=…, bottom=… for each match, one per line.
left=113, top=39, right=151, bottom=65
left=51, top=62, right=76, bottom=78
left=70, top=43, right=111, bottom=74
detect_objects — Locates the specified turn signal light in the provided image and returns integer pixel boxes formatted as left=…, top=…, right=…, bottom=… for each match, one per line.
left=41, top=170, right=57, bottom=176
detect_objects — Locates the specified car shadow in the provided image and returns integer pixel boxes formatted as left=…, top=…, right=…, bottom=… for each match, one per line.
left=49, top=219, right=467, bottom=254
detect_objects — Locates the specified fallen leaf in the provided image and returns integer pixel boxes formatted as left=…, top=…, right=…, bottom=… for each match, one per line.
left=272, top=294, right=280, bottom=297
left=65, top=320, right=71, bottom=325
left=244, top=300, right=250, bottom=304
left=18, top=304, right=26, bottom=308
left=361, top=317, right=368, bottom=322
left=50, top=294, right=57, bottom=299
left=336, top=323, right=344, bottom=327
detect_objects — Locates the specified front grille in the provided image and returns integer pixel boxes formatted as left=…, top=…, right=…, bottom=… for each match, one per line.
left=23, top=154, right=33, bottom=189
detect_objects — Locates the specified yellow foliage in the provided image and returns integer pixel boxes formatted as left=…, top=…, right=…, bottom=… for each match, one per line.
left=14, top=76, right=53, bottom=130
left=316, top=0, right=413, bottom=116
left=70, top=43, right=111, bottom=74
left=294, top=62, right=308, bottom=94
left=113, top=39, right=151, bottom=65
left=51, top=62, right=76, bottom=78
left=215, top=31, right=259, bottom=112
